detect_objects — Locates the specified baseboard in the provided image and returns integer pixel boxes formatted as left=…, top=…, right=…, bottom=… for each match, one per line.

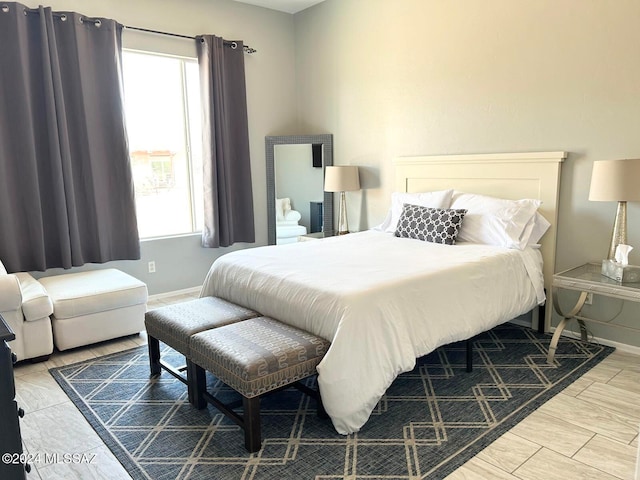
left=509, top=318, right=531, bottom=328
left=148, top=286, right=201, bottom=302
left=508, top=317, right=640, bottom=356
left=549, top=326, right=640, bottom=356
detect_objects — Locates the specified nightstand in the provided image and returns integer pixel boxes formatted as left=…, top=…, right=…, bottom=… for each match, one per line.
left=547, top=262, right=640, bottom=363
left=0, top=314, right=28, bottom=479
left=298, top=231, right=336, bottom=242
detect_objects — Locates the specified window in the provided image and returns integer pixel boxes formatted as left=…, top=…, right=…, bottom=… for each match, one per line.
left=122, top=51, right=203, bottom=239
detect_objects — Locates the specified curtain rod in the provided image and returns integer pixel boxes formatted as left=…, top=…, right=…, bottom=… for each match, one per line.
left=125, top=25, right=257, bottom=54
left=20, top=8, right=256, bottom=54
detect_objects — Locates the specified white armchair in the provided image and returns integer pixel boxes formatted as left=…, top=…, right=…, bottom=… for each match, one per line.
left=276, top=198, right=307, bottom=244
left=0, top=261, right=54, bottom=361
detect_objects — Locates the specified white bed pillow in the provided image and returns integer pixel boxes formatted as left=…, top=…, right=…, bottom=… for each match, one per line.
left=381, top=189, right=454, bottom=233
left=450, top=191, right=541, bottom=249
left=519, top=212, right=551, bottom=247
left=372, top=211, right=393, bottom=232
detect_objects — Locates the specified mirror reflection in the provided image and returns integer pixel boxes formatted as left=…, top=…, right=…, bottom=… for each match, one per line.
left=275, top=144, right=323, bottom=242
left=266, top=134, right=333, bottom=245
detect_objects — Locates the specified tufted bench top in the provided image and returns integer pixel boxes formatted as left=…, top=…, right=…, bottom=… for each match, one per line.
left=145, top=296, right=258, bottom=356
left=190, top=316, right=330, bottom=399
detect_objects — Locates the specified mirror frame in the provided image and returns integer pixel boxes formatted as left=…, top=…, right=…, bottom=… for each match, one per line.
left=266, top=134, right=333, bottom=245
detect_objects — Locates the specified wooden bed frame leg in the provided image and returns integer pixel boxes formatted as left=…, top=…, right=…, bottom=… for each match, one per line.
left=148, top=335, right=161, bottom=376
left=188, top=361, right=207, bottom=409
left=466, top=338, right=473, bottom=372
left=243, top=396, right=262, bottom=453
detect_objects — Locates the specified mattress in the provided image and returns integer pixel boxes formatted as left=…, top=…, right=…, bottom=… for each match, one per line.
left=200, top=230, right=544, bottom=434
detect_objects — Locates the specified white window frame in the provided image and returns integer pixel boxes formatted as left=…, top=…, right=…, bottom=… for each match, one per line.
left=122, top=49, right=203, bottom=240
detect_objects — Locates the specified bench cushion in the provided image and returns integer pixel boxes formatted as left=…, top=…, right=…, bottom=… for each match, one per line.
left=145, top=297, right=258, bottom=355
left=39, top=269, right=147, bottom=319
left=190, top=316, right=330, bottom=398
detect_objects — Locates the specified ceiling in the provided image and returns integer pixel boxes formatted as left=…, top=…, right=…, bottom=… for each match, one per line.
left=232, top=0, right=325, bottom=14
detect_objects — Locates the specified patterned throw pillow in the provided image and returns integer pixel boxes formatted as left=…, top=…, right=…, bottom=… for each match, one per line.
left=394, top=204, right=467, bottom=245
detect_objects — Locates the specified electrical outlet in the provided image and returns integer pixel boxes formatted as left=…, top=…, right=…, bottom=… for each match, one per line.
left=585, top=292, right=593, bottom=305
left=148, top=261, right=156, bottom=273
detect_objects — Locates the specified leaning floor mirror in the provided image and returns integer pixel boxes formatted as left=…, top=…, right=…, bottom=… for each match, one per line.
left=265, top=134, right=333, bottom=245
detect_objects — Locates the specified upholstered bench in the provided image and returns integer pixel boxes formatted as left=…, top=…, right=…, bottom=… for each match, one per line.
left=39, top=269, right=148, bottom=351
left=144, top=296, right=258, bottom=402
left=189, top=316, right=331, bottom=452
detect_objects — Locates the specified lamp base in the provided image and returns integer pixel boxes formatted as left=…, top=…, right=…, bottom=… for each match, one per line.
left=337, top=191, right=349, bottom=236
left=607, top=201, right=627, bottom=260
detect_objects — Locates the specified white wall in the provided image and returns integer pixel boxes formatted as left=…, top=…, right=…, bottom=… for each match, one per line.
left=294, top=0, right=640, bottom=348
left=21, top=0, right=297, bottom=294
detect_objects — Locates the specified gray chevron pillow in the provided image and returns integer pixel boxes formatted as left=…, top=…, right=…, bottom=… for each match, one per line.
left=394, top=204, right=467, bottom=245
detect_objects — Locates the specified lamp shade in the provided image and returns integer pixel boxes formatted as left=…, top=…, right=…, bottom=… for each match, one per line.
left=589, top=159, right=640, bottom=202
left=324, top=166, right=360, bottom=192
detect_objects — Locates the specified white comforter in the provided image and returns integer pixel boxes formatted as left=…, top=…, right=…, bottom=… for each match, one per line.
left=200, top=230, right=544, bottom=434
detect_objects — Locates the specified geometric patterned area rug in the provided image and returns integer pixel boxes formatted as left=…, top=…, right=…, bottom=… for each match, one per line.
left=50, top=324, right=613, bottom=480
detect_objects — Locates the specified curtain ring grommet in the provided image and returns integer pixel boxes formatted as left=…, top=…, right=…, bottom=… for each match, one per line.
left=231, top=41, right=237, bottom=49
left=60, top=14, right=67, bottom=21
left=1, top=4, right=9, bottom=13
left=95, top=19, right=101, bottom=27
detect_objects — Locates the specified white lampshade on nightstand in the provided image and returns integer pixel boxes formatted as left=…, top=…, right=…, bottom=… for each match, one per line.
left=324, top=166, right=360, bottom=235
left=589, top=158, right=640, bottom=260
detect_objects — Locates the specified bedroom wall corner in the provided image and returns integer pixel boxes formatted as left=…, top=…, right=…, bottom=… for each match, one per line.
left=293, top=0, right=640, bottom=348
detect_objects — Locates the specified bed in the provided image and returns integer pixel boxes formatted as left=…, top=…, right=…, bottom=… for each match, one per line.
left=200, top=151, right=566, bottom=434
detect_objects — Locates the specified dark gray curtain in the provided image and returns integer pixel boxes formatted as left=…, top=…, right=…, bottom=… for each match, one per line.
left=0, top=3, right=139, bottom=273
left=196, top=35, right=255, bottom=248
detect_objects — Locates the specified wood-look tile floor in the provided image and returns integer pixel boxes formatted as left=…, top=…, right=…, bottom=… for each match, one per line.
left=13, top=290, right=640, bottom=480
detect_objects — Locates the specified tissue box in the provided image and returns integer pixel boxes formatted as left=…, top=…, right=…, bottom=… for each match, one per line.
left=601, top=259, right=640, bottom=283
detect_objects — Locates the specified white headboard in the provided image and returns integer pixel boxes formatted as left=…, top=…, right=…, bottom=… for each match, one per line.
left=394, top=151, right=566, bottom=331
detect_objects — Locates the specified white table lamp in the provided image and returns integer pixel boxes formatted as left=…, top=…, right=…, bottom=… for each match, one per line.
left=324, top=166, right=360, bottom=235
left=589, top=158, right=640, bottom=260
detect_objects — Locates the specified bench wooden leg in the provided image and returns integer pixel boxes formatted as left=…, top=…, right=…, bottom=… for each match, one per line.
left=148, top=335, right=161, bottom=376
left=466, top=338, right=473, bottom=373
left=189, top=361, right=207, bottom=409
left=243, top=396, right=262, bottom=453
left=292, top=380, right=328, bottom=419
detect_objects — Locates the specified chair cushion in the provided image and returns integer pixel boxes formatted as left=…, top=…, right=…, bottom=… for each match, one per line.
left=276, top=224, right=307, bottom=238
left=190, top=317, right=330, bottom=398
left=275, top=198, right=291, bottom=221
left=15, top=273, right=53, bottom=321
left=39, top=269, right=147, bottom=319
left=145, top=297, right=258, bottom=355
